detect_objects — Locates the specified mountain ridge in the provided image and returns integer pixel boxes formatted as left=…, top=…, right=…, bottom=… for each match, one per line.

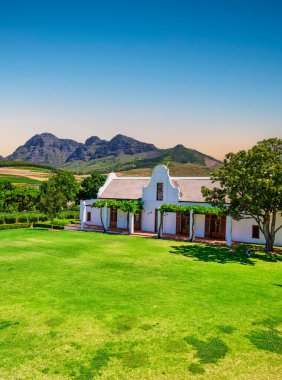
left=6, top=132, right=221, bottom=174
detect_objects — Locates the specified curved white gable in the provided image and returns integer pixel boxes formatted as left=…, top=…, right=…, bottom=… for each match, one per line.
left=142, top=165, right=180, bottom=202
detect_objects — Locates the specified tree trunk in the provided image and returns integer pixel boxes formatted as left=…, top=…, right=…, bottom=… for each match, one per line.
left=189, top=213, right=195, bottom=242
left=262, top=213, right=275, bottom=252
left=157, top=213, right=163, bottom=239
left=100, top=209, right=106, bottom=233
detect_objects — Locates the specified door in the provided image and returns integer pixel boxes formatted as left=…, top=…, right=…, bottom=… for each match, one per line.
left=205, top=215, right=226, bottom=239
left=110, top=208, right=117, bottom=228
left=134, top=212, right=142, bottom=231
left=176, top=212, right=190, bottom=235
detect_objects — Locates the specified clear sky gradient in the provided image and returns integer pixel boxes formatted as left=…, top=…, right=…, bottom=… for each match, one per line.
left=0, top=0, right=281, bottom=159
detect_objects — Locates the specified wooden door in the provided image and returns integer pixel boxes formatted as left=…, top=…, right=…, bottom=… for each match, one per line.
left=176, top=212, right=182, bottom=234
left=134, top=212, right=142, bottom=231
left=181, top=213, right=190, bottom=235
left=205, top=215, right=226, bottom=239
left=110, top=208, right=117, bottom=228
left=176, top=212, right=190, bottom=235
left=205, top=214, right=211, bottom=237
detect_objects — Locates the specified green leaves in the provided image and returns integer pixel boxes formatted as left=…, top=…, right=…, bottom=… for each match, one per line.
left=92, top=200, right=143, bottom=214
left=201, top=138, right=282, bottom=251
left=159, top=204, right=222, bottom=215
left=78, top=172, right=106, bottom=201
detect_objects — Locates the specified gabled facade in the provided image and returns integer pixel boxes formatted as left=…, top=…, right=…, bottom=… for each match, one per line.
left=80, top=165, right=282, bottom=246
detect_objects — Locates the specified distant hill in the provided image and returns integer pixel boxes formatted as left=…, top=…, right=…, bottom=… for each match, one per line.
left=66, top=134, right=159, bottom=162
left=5, top=132, right=221, bottom=175
left=7, top=133, right=82, bottom=165
left=0, top=155, right=4, bottom=161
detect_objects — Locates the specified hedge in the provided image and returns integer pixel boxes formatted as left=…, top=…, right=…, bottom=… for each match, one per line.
left=33, top=223, right=64, bottom=230
left=0, top=211, right=79, bottom=224
left=0, top=223, right=31, bottom=230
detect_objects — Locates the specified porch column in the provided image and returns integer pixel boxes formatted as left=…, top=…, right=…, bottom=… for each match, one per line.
left=157, top=210, right=163, bottom=238
left=102, top=206, right=109, bottom=231
left=129, top=213, right=134, bottom=234
left=189, top=209, right=194, bottom=241
left=226, top=216, right=232, bottom=246
left=80, top=201, right=86, bottom=229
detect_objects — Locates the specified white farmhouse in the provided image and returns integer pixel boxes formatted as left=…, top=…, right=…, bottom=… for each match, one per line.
left=80, top=165, right=282, bottom=246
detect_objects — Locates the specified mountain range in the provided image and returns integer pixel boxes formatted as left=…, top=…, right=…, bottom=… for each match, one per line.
left=4, top=133, right=221, bottom=175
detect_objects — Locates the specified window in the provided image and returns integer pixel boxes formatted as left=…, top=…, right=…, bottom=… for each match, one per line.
left=87, top=211, right=91, bottom=222
left=252, top=225, right=260, bottom=239
left=156, top=182, right=163, bottom=201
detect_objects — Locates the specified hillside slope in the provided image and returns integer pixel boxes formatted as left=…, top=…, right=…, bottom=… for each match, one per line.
left=6, top=133, right=221, bottom=175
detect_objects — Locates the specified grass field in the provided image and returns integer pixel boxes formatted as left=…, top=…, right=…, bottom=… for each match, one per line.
left=0, top=174, right=43, bottom=185
left=0, top=229, right=281, bottom=380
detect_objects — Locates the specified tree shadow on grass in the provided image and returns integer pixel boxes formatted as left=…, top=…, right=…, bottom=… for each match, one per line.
left=170, top=244, right=281, bottom=265
left=184, top=336, right=229, bottom=374
left=247, top=316, right=282, bottom=355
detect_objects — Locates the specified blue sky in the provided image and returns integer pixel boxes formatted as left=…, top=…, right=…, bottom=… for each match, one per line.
left=0, top=0, right=281, bottom=158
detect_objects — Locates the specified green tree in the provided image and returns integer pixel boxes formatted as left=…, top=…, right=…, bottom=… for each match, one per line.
left=40, top=171, right=79, bottom=202
left=0, top=180, right=14, bottom=191
left=78, top=172, right=106, bottom=201
left=40, top=182, right=67, bottom=229
left=202, top=138, right=282, bottom=252
left=0, top=185, right=40, bottom=212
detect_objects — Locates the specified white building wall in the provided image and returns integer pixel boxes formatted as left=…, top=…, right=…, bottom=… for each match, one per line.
left=92, top=207, right=101, bottom=226
left=141, top=209, right=156, bottom=232
left=195, top=214, right=205, bottom=238
left=81, top=165, right=282, bottom=247
left=232, top=214, right=282, bottom=246
left=142, top=165, right=180, bottom=233
left=117, top=210, right=128, bottom=229
left=163, top=212, right=177, bottom=234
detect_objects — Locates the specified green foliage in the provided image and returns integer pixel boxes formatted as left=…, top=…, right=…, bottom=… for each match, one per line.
left=91, top=199, right=143, bottom=232
left=92, top=199, right=143, bottom=214
left=202, top=138, right=282, bottom=251
left=57, top=211, right=79, bottom=219
left=67, top=203, right=80, bottom=212
left=0, top=160, right=56, bottom=171
left=0, top=223, right=31, bottom=230
left=78, top=172, right=106, bottom=200
left=39, top=182, right=67, bottom=225
left=0, top=174, right=42, bottom=185
left=159, top=203, right=222, bottom=215
left=0, top=186, right=40, bottom=212
left=40, top=171, right=79, bottom=202
left=33, top=223, right=64, bottom=230
left=0, top=180, right=14, bottom=191
left=0, top=212, right=48, bottom=224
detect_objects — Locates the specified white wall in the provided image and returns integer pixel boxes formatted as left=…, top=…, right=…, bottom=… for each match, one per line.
left=195, top=214, right=205, bottom=238
left=142, top=165, right=180, bottom=232
left=141, top=209, right=156, bottom=232
left=117, top=210, right=128, bottom=229
left=163, top=212, right=177, bottom=234
left=232, top=214, right=282, bottom=246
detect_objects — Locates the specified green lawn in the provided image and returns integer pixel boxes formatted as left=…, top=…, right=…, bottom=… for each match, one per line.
left=0, top=229, right=281, bottom=380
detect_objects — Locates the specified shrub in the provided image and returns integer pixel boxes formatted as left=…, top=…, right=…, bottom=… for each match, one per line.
left=0, top=223, right=31, bottom=230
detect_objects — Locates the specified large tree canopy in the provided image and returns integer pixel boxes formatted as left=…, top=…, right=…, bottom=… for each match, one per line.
left=202, top=138, right=282, bottom=252
left=78, top=172, right=106, bottom=201
left=40, top=171, right=79, bottom=202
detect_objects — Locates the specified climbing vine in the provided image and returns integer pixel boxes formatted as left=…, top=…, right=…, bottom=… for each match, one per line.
left=92, top=199, right=143, bottom=214
left=159, top=204, right=224, bottom=216
left=91, top=199, right=143, bottom=232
